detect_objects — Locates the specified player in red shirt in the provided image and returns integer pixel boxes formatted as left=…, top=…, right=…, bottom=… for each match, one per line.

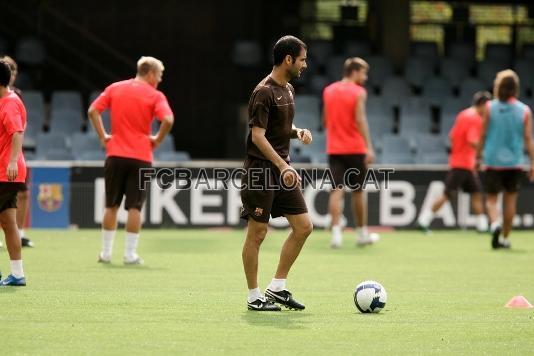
left=88, top=56, right=174, bottom=265
left=417, top=91, right=491, bottom=232
left=0, top=60, right=27, bottom=286
left=323, top=57, right=379, bottom=248
left=1, top=55, right=33, bottom=248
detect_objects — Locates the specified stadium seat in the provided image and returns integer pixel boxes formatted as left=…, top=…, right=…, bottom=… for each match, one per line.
left=478, top=59, right=508, bottom=88
left=422, top=76, right=453, bottom=104
left=70, top=133, right=102, bottom=158
left=88, top=90, right=111, bottom=132
left=415, top=133, right=447, bottom=155
left=308, top=40, right=334, bottom=66
left=23, top=124, right=38, bottom=149
left=77, top=150, right=106, bottom=161
left=404, top=57, right=435, bottom=88
left=440, top=97, right=464, bottom=134
left=37, top=148, right=74, bottom=161
left=398, top=97, right=432, bottom=137
left=515, top=60, right=534, bottom=95
left=382, top=76, right=411, bottom=107
left=485, top=43, right=513, bottom=67
left=23, top=91, right=45, bottom=130
left=343, top=42, right=371, bottom=57
left=326, top=56, right=346, bottom=81
left=156, top=135, right=176, bottom=152
left=381, top=134, right=413, bottom=156
left=36, top=133, right=69, bottom=153
left=295, top=95, right=321, bottom=130
left=521, top=44, right=534, bottom=60
left=367, top=96, right=394, bottom=137
left=440, top=58, right=469, bottom=88
left=448, top=42, right=476, bottom=68
left=231, top=40, right=262, bottom=68
left=51, top=91, right=83, bottom=112
left=411, top=41, right=439, bottom=63
left=154, top=150, right=191, bottom=162
left=309, top=74, right=330, bottom=96
left=306, top=131, right=327, bottom=164
left=49, top=109, right=83, bottom=134
left=417, top=152, right=449, bottom=164
left=367, top=56, right=394, bottom=91
left=15, top=37, right=46, bottom=66
left=458, top=78, right=487, bottom=101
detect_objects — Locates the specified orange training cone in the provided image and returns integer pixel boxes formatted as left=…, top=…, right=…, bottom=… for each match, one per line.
left=505, top=296, right=533, bottom=309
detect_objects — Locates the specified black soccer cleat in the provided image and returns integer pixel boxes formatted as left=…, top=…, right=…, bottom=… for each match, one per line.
left=265, top=289, right=305, bottom=310
left=491, top=226, right=502, bottom=249
left=247, top=298, right=281, bottom=311
left=21, top=237, right=34, bottom=248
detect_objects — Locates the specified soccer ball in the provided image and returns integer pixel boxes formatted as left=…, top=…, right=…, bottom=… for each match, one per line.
left=354, top=280, right=387, bottom=313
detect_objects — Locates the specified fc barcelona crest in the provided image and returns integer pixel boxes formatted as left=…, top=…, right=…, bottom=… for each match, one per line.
left=37, top=184, right=64, bottom=212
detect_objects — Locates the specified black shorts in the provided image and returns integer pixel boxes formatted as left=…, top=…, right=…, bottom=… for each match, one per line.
left=0, top=183, right=25, bottom=213
left=240, top=157, right=308, bottom=223
left=484, top=169, right=524, bottom=194
left=444, top=168, right=481, bottom=198
left=328, top=154, right=367, bottom=191
left=105, top=156, right=151, bottom=211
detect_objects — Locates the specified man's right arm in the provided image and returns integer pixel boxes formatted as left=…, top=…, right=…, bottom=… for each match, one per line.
left=87, top=106, right=110, bottom=147
left=524, top=109, right=534, bottom=181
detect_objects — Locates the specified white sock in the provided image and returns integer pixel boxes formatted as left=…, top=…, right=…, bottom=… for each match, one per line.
left=331, top=225, right=342, bottom=245
left=10, top=260, right=24, bottom=278
left=248, top=287, right=263, bottom=303
left=418, top=210, right=434, bottom=227
left=268, top=278, right=287, bottom=292
left=18, top=228, right=25, bottom=238
left=476, top=214, right=488, bottom=232
left=356, top=226, right=368, bottom=238
left=101, top=229, right=116, bottom=258
left=124, top=232, right=140, bottom=260
left=490, top=221, right=501, bottom=232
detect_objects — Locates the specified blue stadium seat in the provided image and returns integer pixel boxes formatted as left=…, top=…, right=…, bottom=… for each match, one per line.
left=404, top=57, right=434, bottom=88
left=49, top=109, right=83, bottom=134
left=36, top=133, right=69, bottom=153
left=515, top=60, right=534, bottom=95
left=51, top=91, right=83, bottom=112
left=417, top=152, right=448, bottom=165
left=88, top=90, right=111, bottom=133
left=306, top=131, right=327, bottom=164
left=326, top=56, right=346, bottom=81
left=398, top=97, right=432, bottom=137
left=77, top=150, right=106, bottom=161
left=415, top=133, right=447, bottom=155
left=343, top=42, right=371, bottom=57
left=478, top=59, right=508, bottom=88
left=367, top=56, right=394, bottom=90
left=156, top=135, right=175, bottom=152
left=382, top=76, right=411, bottom=106
left=37, top=149, right=74, bottom=161
left=412, top=41, right=439, bottom=63
left=485, top=43, right=513, bottom=67
left=440, top=97, right=464, bottom=135
left=309, top=75, right=330, bottom=96
left=422, top=76, right=452, bottom=105
left=15, top=37, right=46, bottom=66
left=367, top=96, right=394, bottom=138
left=70, top=133, right=102, bottom=158
left=23, top=91, right=45, bottom=131
left=295, top=95, right=321, bottom=130
left=448, top=42, right=476, bottom=68
left=459, top=78, right=487, bottom=101
left=440, top=58, right=469, bottom=88
left=308, top=40, right=334, bottom=66
left=154, top=150, right=191, bottom=162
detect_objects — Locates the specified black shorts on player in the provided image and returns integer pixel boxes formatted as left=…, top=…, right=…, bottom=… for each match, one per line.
left=240, top=157, right=307, bottom=223
left=444, top=168, right=481, bottom=198
left=105, top=156, right=151, bottom=210
left=0, top=183, right=24, bottom=213
left=328, top=154, right=367, bottom=191
left=484, top=169, right=524, bottom=194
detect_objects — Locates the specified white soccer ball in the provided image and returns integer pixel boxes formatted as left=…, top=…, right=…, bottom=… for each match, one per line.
left=354, top=280, right=387, bottom=313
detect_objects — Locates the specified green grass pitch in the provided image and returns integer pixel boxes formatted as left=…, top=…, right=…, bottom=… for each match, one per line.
left=1, top=228, right=533, bottom=355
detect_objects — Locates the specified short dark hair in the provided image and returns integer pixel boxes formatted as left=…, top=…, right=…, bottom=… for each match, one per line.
left=343, top=57, right=369, bottom=77
left=494, top=69, right=519, bottom=102
left=273, top=35, right=307, bottom=66
left=0, top=60, right=11, bottom=87
left=472, top=91, right=491, bottom=106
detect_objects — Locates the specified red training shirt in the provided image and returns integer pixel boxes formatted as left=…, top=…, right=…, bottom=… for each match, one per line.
left=0, top=91, right=26, bottom=182
left=91, top=79, right=173, bottom=163
left=449, top=107, right=482, bottom=170
left=323, top=81, right=367, bottom=155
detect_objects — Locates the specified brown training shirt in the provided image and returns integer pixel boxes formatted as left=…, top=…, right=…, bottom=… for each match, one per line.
left=246, top=76, right=295, bottom=161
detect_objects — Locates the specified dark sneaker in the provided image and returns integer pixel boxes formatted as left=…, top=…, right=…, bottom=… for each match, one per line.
left=247, top=297, right=281, bottom=311
left=21, top=237, right=34, bottom=248
left=0, top=274, right=26, bottom=286
left=491, top=226, right=503, bottom=249
left=265, top=289, right=305, bottom=310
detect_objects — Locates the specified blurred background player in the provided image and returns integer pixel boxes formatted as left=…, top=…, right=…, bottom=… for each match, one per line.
left=323, top=57, right=379, bottom=248
left=88, top=56, right=174, bottom=264
left=1, top=55, right=33, bottom=248
left=479, top=70, right=534, bottom=249
left=0, top=59, right=27, bottom=286
left=241, top=35, right=313, bottom=311
left=418, top=91, right=491, bottom=233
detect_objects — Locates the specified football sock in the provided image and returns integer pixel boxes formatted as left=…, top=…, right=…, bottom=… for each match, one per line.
left=248, top=287, right=262, bottom=303
left=18, top=229, right=25, bottom=239
left=418, top=210, right=433, bottom=227
left=101, top=229, right=116, bottom=258
left=331, top=225, right=342, bottom=244
left=476, top=214, right=488, bottom=232
left=268, top=278, right=286, bottom=292
left=490, top=221, right=501, bottom=233
left=10, top=260, right=24, bottom=278
left=124, top=232, right=140, bottom=259
left=356, top=226, right=368, bottom=238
